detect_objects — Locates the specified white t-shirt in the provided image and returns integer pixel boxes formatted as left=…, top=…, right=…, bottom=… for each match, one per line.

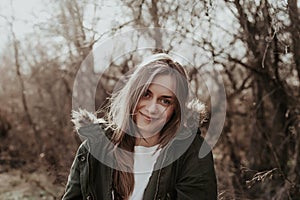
left=129, top=145, right=161, bottom=200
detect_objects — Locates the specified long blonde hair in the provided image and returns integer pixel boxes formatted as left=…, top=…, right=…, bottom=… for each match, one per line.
left=107, top=53, right=189, bottom=199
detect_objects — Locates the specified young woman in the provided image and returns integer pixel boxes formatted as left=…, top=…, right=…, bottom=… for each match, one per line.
left=62, top=53, right=217, bottom=200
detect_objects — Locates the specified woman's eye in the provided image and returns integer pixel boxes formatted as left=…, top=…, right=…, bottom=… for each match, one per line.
left=160, top=99, right=171, bottom=106
left=142, top=91, right=151, bottom=98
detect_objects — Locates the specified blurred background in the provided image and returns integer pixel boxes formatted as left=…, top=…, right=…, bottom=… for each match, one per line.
left=0, top=0, right=299, bottom=199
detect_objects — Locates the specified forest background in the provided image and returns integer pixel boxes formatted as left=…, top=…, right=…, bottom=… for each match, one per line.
left=0, top=0, right=299, bottom=199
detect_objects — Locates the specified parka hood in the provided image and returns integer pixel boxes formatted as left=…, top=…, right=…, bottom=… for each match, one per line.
left=71, top=99, right=207, bottom=133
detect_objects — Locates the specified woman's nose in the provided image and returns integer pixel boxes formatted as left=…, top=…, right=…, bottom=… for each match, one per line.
left=146, top=100, right=159, bottom=114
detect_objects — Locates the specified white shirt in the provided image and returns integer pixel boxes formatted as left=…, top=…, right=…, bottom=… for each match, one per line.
left=129, top=145, right=161, bottom=200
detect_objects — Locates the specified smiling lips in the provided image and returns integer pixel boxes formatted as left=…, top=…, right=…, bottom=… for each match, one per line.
left=139, top=112, right=159, bottom=122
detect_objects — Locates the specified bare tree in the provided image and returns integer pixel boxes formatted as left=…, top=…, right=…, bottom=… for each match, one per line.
left=0, top=12, right=42, bottom=153
left=213, top=0, right=300, bottom=198
left=1, top=0, right=299, bottom=198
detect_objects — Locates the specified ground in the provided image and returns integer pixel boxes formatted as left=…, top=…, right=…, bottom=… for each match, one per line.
left=0, top=169, right=64, bottom=200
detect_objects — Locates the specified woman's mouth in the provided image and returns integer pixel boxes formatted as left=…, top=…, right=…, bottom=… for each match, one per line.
left=139, top=112, right=158, bottom=122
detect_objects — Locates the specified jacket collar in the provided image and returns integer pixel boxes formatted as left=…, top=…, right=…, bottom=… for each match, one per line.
left=72, top=108, right=198, bottom=140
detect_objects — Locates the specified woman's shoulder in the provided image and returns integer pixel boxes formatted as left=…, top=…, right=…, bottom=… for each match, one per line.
left=175, top=128, right=211, bottom=160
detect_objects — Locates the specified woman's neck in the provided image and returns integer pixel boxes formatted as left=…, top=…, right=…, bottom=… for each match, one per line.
left=135, top=132, right=160, bottom=147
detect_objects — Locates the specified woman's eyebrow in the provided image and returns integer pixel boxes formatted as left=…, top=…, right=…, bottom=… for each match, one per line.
left=146, top=89, right=152, bottom=94
left=147, top=88, right=174, bottom=98
left=161, top=95, right=173, bottom=99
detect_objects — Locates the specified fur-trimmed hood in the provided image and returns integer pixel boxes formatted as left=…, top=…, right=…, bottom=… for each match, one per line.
left=71, top=99, right=207, bottom=133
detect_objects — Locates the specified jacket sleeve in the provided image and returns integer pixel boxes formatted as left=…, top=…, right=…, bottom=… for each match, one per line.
left=175, top=135, right=217, bottom=200
left=61, top=144, right=85, bottom=200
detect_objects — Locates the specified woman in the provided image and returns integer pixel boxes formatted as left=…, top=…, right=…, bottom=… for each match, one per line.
left=62, top=53, right=217, bottom=200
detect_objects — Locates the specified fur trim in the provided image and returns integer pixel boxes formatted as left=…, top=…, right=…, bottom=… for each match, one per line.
left=71, top=99, right=207, bottom=131
left=71, top=109, right=106, bottom=131
left=186, top=99, right=208, bottom=127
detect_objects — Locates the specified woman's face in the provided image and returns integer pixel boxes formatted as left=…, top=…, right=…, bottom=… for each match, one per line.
left=134, top=74, right=176, bottom=138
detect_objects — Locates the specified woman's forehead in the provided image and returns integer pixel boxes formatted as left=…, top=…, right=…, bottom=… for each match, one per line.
left=148, top=74, right=176, bottom=96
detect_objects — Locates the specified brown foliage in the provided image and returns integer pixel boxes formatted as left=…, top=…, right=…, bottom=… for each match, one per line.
left=0, top=0, right=299, bottom=199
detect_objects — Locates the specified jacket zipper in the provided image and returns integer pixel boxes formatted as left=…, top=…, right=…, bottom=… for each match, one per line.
left=86, top=152, right=94, bottom=199
left=110, top=168, right=114, bottom=200
left=153, top=148, right=168, bottom=199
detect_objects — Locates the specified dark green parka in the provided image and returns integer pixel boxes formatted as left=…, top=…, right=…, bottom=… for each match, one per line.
left=62, top=123, right=217, bottom=200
